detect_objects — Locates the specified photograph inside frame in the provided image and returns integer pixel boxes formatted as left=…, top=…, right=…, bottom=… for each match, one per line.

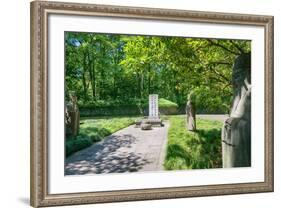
left=64, top=31, right=251, bottom=175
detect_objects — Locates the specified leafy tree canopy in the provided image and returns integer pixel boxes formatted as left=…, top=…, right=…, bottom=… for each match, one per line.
left=65, top=32, right=250, bottom=113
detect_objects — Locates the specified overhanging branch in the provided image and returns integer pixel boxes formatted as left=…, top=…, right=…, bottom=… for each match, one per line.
left=207, top=39, right=240, bottom=55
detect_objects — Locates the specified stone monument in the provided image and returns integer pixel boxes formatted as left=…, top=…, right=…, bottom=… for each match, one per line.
left=222, top=53, right=251, bottom=168
left=149, top=94, right=159, bottom=119
left=186, top=92, right=196, bottom=131
left=65, top=92, right=80, bottom=137
left=135, top=94, right=163, bottom=128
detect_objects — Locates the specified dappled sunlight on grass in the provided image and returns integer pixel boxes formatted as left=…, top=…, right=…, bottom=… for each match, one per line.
left=66, top=116, right=140, bottom=156
left=79, top=116, right=140, bottom=139
left=164, top=115, right=222, bottom=170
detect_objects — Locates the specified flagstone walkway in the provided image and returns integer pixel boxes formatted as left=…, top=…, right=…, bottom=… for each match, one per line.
left=65, top=121, right=169, bottom=175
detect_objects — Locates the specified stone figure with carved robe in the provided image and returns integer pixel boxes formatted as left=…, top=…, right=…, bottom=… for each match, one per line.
left=65, top=91, right=80, bottom=137
left=222, top=53, right=251, bottom=168
left=186, top=92, right=196, bottom=131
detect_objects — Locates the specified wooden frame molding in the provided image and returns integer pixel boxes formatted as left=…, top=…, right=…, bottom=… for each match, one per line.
left=30, top=1, right=274, bottom=207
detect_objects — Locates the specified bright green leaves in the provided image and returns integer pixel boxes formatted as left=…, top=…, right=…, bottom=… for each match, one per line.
left=65, top=32, right=250, bottom=113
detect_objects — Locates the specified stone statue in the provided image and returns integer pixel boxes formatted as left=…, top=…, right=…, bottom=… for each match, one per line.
left=65, top=105, right=72, bottom=137
left=222, top=53, right=251, bottom=168
left=65, top=91, right=80, bottom=137
left=186, top=92, right=196, bottom=131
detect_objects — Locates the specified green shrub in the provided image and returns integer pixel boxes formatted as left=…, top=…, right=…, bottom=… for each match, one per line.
left=66, top=116, right=139, bottom=157
left=158, top=98, right=178, bottom=115
left=79, top=98, right=179, bottom=116
left=66, top=136, right=92, bottom=157
left=192, top=86, right=231, bottom=114
left=78, top=98, right=147, bottom=108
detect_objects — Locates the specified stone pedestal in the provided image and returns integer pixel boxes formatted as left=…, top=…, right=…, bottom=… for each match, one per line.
left=141, top=123, right=152, bottom=130
left=135, top=94, right=163, bottom=128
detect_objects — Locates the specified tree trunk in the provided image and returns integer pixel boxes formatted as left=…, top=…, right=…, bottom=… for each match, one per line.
left=148, top=65, right=151, bottom=94
left=82, top=52, right=88, bottom=100
left=88, top=52, right=96, bottom=100
left=137, top=72, right=142, bottom=99
left=112, top=54, right=119, bottom=98
left=92, top=61, right=96, bottom=99
left=173, top=70, right=180, bottom=104
left=99, top=46, right=105, bottom=99
left=141, top=73, right=144, bottom=100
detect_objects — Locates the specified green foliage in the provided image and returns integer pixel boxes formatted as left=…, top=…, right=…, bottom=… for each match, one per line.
left=78, top=98, right=179, bottom=116
left=164, top=115, right=222, bottom=170
left=66, top=136, right=92, bottom=156
left=66, top=116, right=139, bottom=156
left=158, top=98, right=178, bottom=115
left=79, top=98, right=177, bottom=108
left=158, top=98, right=178, bottom=108
left=65, top=32, right=251, bottom=114
left=79, top=116, right=138, bottom=139
left=192, top=86, right=231, bottom=113
left=78, top=98, right=146, bottom=108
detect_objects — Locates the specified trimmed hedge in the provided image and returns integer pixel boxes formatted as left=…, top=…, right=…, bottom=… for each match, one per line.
left=79, top=98, right=179, bottom=117
left=158, top=98, right=178, bottom=115
left=80, top=105, right=142, bottom=117
left=66, top=136, right=92, bottom=156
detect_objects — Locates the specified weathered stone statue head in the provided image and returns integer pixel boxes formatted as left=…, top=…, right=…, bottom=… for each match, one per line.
left=186, top=90, right=196, bottom=131
left=222, top=52, right=251, bottom=168
left=69, top=91, right=77, bottom=103
left=187, top=91, right=196, bottom=103
left=69, top=91, right=78, bottom=111
left=232, top=53, right=251, bottom=90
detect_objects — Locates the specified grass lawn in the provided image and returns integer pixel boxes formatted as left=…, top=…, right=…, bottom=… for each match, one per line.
left=164, top=115, right=223, bottom=170
left=66, top=116, right=139, bottom=157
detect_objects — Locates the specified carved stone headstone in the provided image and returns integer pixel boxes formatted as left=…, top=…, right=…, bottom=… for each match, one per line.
left=186, top=92, right=196, bottom=131
left=65, top=92, right=80, bottom=137
left=149, top=94, right=159, bottom=119
left=135, top=94, right=163, bottom=128
left=222, top=53, right=251, bottom=168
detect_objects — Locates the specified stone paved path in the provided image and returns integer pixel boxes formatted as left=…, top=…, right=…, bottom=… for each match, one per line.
left=65, top=121, right=169, bottom=175
left=197, top=114, right=228, bottom=122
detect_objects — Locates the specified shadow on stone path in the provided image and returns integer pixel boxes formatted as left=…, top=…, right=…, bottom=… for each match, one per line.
left=65, top=121, right=169, bottom=175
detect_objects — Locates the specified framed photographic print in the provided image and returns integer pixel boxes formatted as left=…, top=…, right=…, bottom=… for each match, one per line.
left=30, top=1, right=274, bottom=207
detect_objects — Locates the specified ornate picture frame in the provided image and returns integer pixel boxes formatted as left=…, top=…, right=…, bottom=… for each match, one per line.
left=30, top=1, right=274, bottom=207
